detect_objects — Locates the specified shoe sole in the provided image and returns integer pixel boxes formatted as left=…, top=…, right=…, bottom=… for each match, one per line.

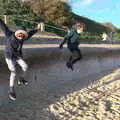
left=17, top=81, right=21, bottom=85
left=70, top=66, right=74, bottom=71
left=24, top=83, right=28, bottom=85
left=8, top=91, right=16, bottom=101
left=66, top=63, right=74, bottom=71
left=66, top=63, right=70, bottom=68
left=8, top=94, right=16, bottom=101
left=17, top=81, right=28, bottom=86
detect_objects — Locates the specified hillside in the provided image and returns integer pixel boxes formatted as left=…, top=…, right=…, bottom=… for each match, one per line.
left=45, top=12, right=113, bottom=37
left=102, top=22, right=118, bottom=32
left=71, top=13, right=109, bottom=33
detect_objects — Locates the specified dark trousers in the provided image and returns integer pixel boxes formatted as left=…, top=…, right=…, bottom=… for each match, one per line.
left=68, top=47, right=82, bottom=65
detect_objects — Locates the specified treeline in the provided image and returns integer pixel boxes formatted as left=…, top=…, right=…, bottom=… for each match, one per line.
left=0, top=0, right=111, bottom=39
left=0, top=0, right=72, bottom=28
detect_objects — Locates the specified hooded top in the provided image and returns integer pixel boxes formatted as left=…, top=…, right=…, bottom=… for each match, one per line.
left=60, top=24, right=82, bottom=50
left=0, top=19, right=38, bottom=60
left=15, top=26, right=28, bottom=38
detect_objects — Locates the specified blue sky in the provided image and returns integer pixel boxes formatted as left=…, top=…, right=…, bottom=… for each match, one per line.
left=69, top=0, right=120, bottom=28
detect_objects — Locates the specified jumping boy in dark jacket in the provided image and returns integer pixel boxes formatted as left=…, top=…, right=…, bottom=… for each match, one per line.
left=59, top=21, right=85, bottom=70
left=0, top=19, right=40, bottom=101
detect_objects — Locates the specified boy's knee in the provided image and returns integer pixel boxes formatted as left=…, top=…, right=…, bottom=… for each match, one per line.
left=78, top=56, right=82, bottom=60
left=18, top=59, right=28, bottom=72
left=9, top=66, right=16, bottom=72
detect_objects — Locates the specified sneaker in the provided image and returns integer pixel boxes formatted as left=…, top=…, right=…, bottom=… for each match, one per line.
left=18, top=77, right=28, bottom=86
left=66, top=62, right=74, bottom=71
left=8, top=87, right=16, bottom=101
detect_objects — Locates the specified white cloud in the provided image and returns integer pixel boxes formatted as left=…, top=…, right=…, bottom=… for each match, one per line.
left=72, top=0, right=95, bottom=8
left=89, top=9, right=107, bottom=14
left=80, top=0, right=95, bottom=6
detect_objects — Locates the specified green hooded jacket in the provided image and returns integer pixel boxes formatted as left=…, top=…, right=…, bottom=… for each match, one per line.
left=60, top=25, right=83, bottom=49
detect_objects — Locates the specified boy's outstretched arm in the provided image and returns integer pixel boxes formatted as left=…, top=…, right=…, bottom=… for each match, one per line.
left=27, top=23, right=41, bottom=40
left=59, top=36, right=67, bottom=49
left=0, top=19, right=13, bottom=37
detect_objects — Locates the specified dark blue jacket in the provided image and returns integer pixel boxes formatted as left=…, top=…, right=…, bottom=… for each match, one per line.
left=0, top=19, right=38, bottom=60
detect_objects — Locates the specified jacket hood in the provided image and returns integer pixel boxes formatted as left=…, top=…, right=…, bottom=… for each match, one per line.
left=15, top=26, right=28, bottom=38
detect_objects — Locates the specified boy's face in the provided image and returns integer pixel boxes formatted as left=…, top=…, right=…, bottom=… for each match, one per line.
left=76, top=26, right=84, bottom=34
left=16, top=33, right=26, bottom=40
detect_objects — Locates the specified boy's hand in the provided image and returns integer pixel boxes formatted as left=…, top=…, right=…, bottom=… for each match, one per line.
left=37, top=23, right=41, bottom=30
left=59, top=44, right=63, bottom=49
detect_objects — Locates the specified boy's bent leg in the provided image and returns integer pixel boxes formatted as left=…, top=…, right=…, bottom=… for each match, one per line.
left=71, top=48, right=82, bottom=64
left=16, top=58, right=28, bottom=85
left=16, top=58, right=28, bottom=72
left=5, top=58, right=16, bottom=101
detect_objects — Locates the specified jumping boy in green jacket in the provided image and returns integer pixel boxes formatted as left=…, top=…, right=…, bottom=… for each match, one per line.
left=59, top=21, right=85, bottom=70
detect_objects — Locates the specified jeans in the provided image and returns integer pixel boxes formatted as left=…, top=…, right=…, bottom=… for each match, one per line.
left=5, top=58, right=28, bottom=87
